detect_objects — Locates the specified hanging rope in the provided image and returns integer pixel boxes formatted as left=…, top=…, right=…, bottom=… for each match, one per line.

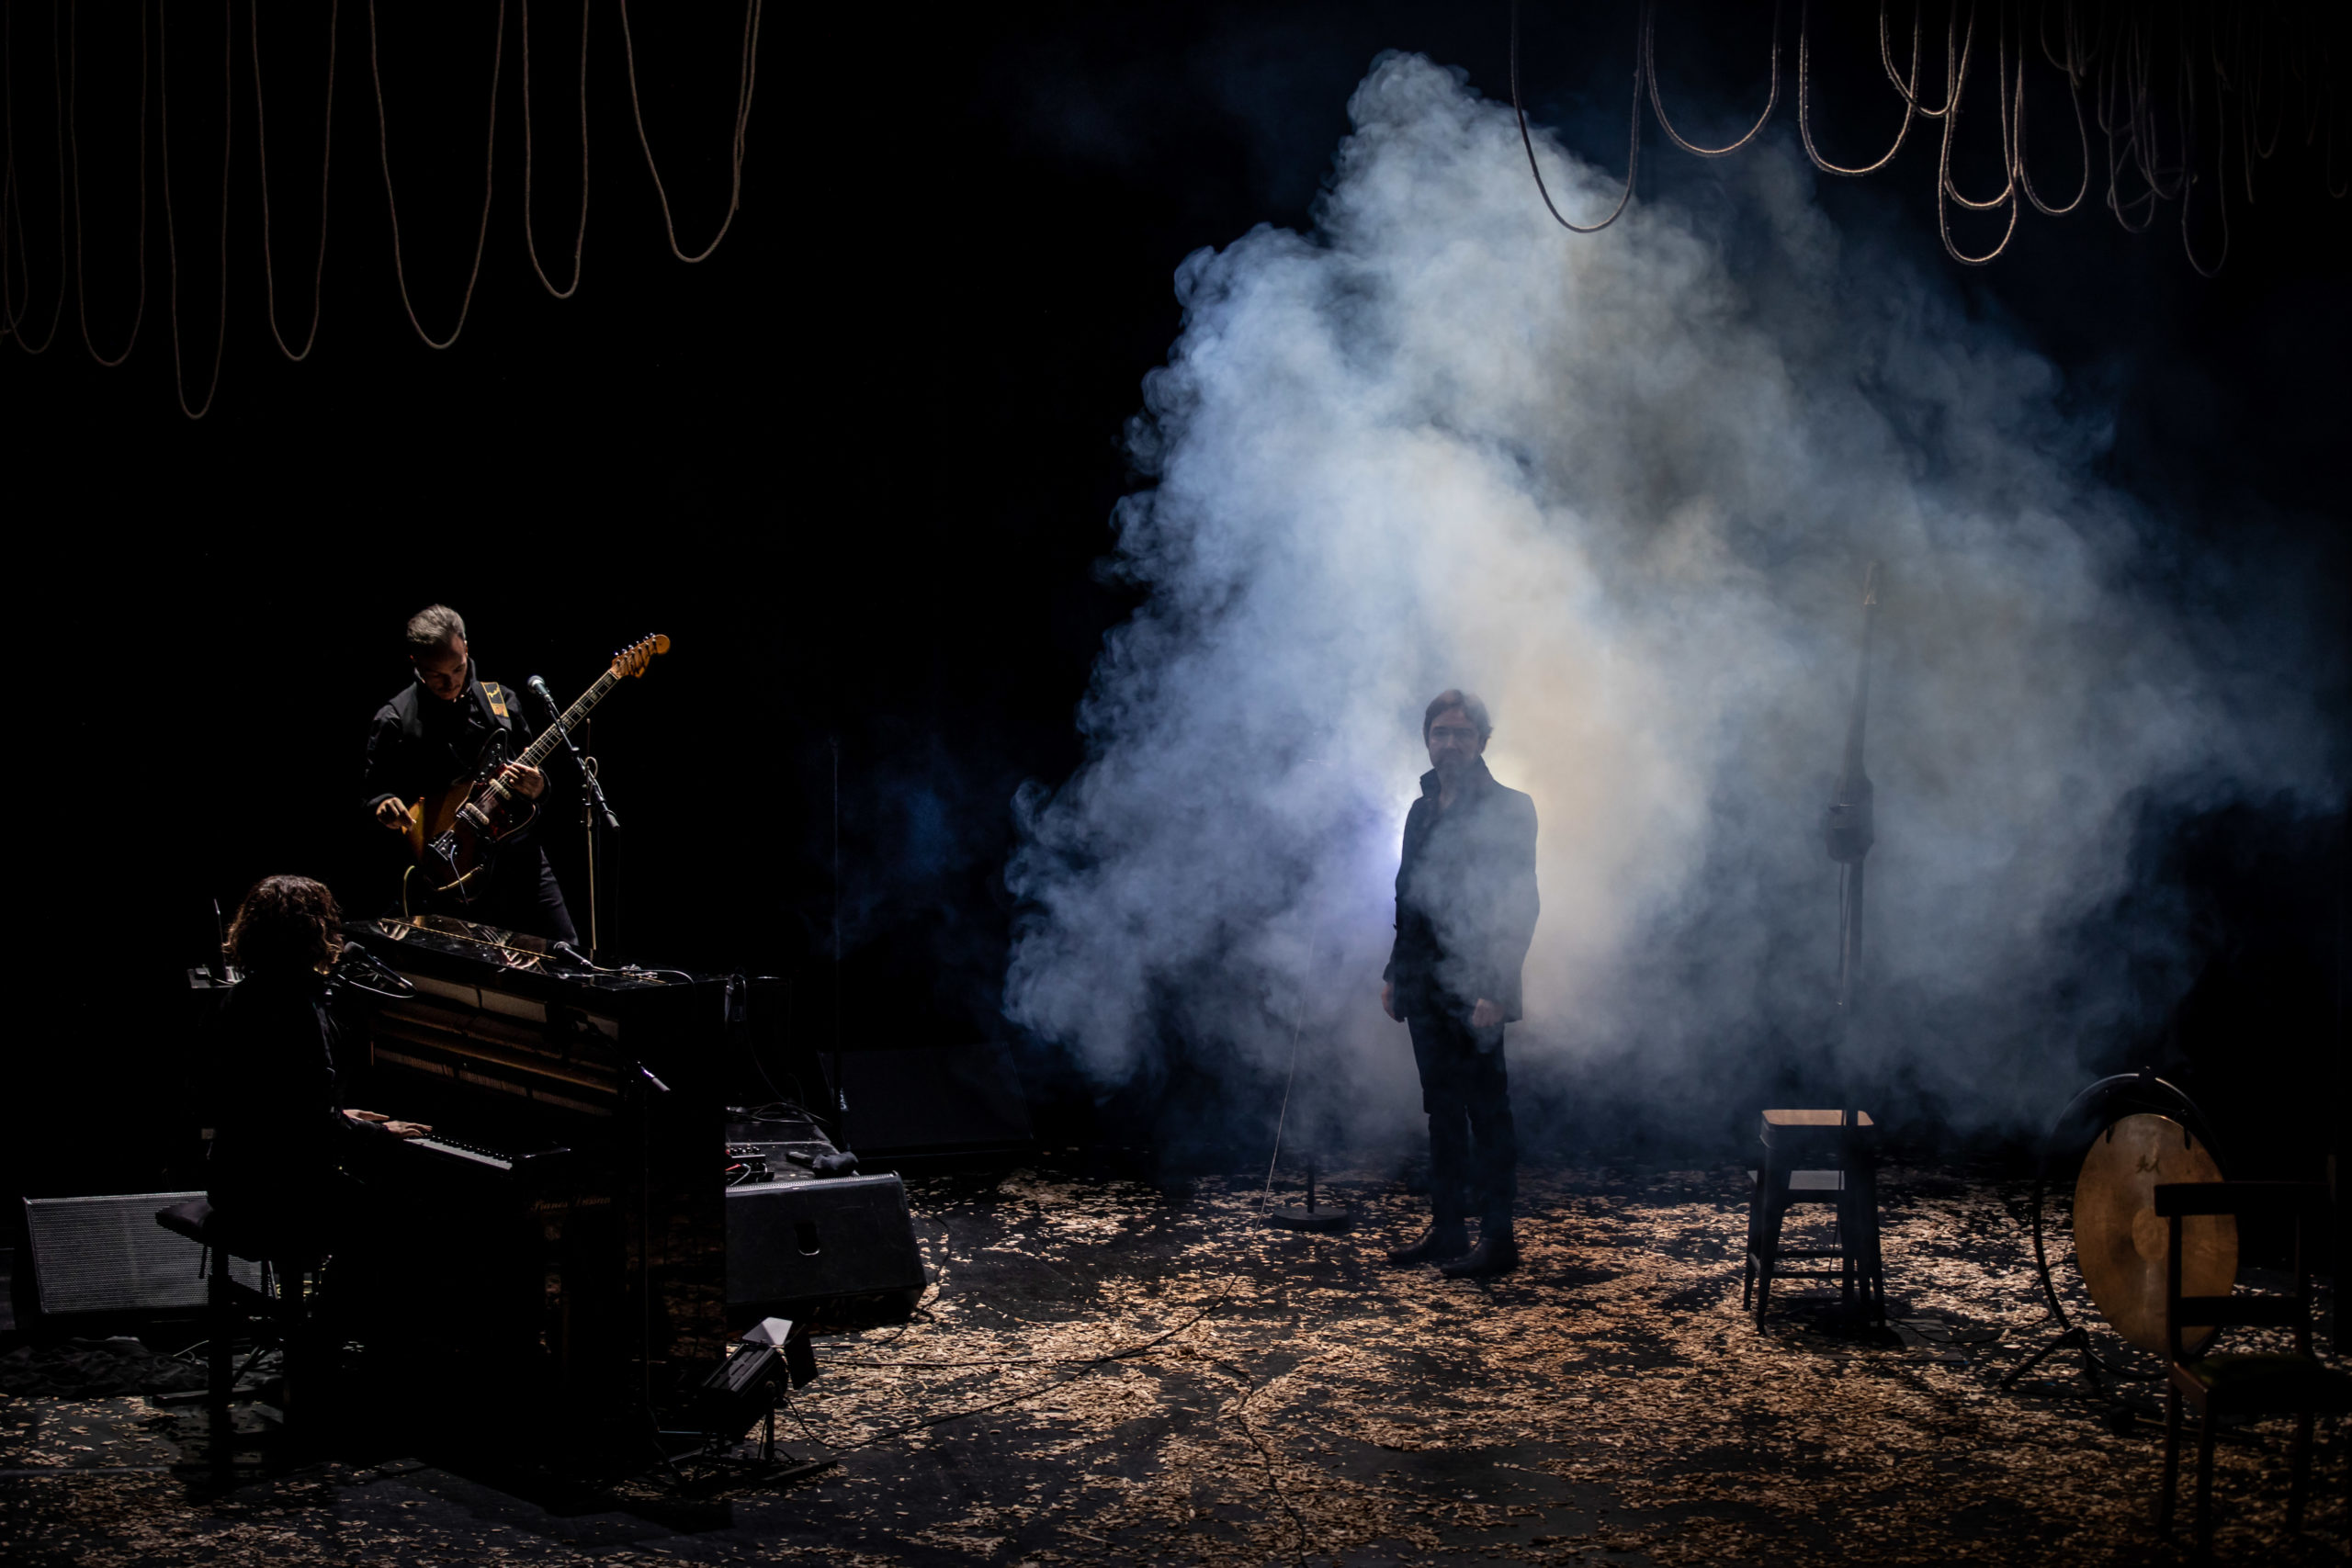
left=368, top=0, right=503, bottom=350
left=68, top=0, right=143, bottom=366
left=1645, top=0, right=1782, bottom=157
left=616, top=0, right=760, bottom=264
left=1516, top=0, right=2345, bottom=275
left=3, top=0, right=67, bottom=353
left=159, top=0, right=229, bottom=418
left=1510, top=0, right=1639, bottom=231
left=2015, top=0, right=2090, bottom=216
left=520, top=0, right=588, bottom=298
left=250, top=0, right=334, bottom=362
left=1798, top=0, right=1917, bottom=176
left=2178, top=6, right=2229, bottom=278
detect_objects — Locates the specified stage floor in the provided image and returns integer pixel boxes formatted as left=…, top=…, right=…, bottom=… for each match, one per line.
left=3, top=1159, right=2343, bottom=1566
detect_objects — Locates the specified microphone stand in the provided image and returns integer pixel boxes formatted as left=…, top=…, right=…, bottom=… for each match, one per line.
left=1823, top=562, right=1881, bottom=1023
left=537, top=685, right=621, bottom=963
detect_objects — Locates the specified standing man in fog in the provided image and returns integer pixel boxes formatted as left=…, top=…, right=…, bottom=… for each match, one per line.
left=1381, top=689, right=1539, bottom=1277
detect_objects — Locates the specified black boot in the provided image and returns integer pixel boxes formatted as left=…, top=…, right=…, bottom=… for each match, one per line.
left=1385, top=1217, right=1470, bottom=1266
left=1439, top=1225, right=1518, bottom=1278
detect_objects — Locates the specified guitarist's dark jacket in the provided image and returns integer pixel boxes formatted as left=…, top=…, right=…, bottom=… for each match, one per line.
left=361, top=665, right=577, bottom=942
left=361, top=666, right=522, bottom=825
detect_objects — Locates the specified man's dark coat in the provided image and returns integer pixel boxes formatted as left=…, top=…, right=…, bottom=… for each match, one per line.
left=1383, top=759, right=1540, bottom=1021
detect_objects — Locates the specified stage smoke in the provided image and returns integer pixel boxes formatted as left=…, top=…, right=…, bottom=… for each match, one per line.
left=1004, top=53, right=2336, bottom=1148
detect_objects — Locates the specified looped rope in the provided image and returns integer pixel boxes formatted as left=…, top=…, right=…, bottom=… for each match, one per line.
left=1645, top=0, right=1781, bottom=157
left=159, top=0, right=230, bottom=417
left=1798, top=0, right=1916, bottom=177
left=250, top=0, right=334, bottom=362
left=1517, top=0, right=2340, bottom=275
left=2, top=0, right=69, bottom=354
left=1510, top=0, right=1639, bottom=233
left=521, top=0, right=588, bottom=298
left=617, top=0, right=760, bottom=264
left=368, top=0, right=503, bottom=350
left=70, top=0, right=146, bottom=366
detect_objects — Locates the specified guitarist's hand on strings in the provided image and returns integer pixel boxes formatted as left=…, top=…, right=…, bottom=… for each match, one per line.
left=497, top=762, right=547, bottom=800
left=374, top=796, right=410, bottom=831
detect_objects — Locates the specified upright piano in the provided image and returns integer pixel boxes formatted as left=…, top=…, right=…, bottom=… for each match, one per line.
left=338, top=914, right=730, bottom=1410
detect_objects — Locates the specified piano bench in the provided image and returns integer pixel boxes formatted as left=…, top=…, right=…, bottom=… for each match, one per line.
left=153, top=1199, right=322, bottom=1416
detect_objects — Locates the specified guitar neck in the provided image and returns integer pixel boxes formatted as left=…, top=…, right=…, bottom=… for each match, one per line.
left=516, top=670, right=625, bottom=768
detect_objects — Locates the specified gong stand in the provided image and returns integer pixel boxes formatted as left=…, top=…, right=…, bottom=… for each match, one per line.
left=2001, top=1068, right=2227, bottom=1394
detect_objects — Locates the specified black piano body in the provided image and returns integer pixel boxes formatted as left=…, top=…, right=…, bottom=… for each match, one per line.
left=338, top=915, right=729, bottom=1410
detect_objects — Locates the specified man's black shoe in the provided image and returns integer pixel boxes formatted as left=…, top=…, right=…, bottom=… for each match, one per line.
left=1384, top=1221, right=1470, bottom=1266
left=1438, top=1233, right=1518, bottom=1278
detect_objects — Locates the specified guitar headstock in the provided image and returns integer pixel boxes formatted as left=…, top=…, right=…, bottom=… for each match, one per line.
left=611, top=634, right=672, bottom=680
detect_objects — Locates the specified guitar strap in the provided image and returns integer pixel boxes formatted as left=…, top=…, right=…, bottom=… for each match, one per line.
left=470, top=676, right=513, bottom=731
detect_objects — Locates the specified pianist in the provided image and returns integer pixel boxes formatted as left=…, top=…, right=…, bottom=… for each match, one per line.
left=209, top=874, right=430, bottom=1254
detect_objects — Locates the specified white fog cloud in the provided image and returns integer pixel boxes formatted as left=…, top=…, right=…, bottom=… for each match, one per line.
left=1004, top=53, right=2333, bottom=1145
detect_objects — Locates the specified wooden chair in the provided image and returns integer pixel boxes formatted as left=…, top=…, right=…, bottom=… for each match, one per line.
left=2154, top=1180, right=2350, bottom=1557
left=1743, top=1110, right=1885, bottom=1322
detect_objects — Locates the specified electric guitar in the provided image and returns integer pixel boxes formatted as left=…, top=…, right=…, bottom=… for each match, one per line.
left=406, top=634, right=670, bottom=901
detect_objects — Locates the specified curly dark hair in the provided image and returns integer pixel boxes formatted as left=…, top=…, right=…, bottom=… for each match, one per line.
left=227, top=874, right=344, bottom=976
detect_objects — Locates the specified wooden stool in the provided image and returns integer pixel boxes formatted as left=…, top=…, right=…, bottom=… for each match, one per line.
left=1743, top=1110, right=1885, bottom=1322
left=154, top=1198, right=318, bottom=1417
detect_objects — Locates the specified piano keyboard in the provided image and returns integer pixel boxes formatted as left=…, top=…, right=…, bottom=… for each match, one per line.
left=409, top=1134, right=515, bottom=1170
left=404, top=1134, right=571, bottom=1176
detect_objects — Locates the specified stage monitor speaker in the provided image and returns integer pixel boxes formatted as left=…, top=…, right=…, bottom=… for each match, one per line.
left=21, top=1193, right=260, bottom=1317
left=726, top=1172, right=925, bottom=1325
left=836, top=1041, right=1031, bottom=1159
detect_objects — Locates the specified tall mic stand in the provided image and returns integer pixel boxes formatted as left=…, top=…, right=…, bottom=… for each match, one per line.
left=535, top=682, right=621, bottom=962
left=1823, top=562, right=1881, bottom=1025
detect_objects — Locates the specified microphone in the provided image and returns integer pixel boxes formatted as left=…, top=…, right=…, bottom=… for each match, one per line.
left=551, top=940, right=597, bottom=970
left=526, top=674, right=560, bottom=723
left=332, top=944, right=416, bottom=997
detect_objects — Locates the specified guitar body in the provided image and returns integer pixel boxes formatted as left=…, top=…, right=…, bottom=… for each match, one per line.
left=399, top=634, right=669, bottom=906
left=405, top=728, right=537, bottom=902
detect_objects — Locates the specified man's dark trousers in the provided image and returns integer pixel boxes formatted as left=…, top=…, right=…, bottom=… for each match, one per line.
left=1407, top=1010, right=1516, bottom=1232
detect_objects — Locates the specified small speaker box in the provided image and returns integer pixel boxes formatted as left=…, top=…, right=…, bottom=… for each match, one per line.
left=725, top=1172, right=925, bottom=1324
left=21, top=1193, right=260, bottom=1317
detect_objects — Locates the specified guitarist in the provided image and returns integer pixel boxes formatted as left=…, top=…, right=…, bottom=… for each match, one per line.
left=360, top=604, right=579, bottom=943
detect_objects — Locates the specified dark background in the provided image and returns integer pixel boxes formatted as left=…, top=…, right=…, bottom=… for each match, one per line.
left=4, top=2, right=2345, bottom=1206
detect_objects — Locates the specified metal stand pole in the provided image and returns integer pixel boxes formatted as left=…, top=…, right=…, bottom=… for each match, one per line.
left=582, top=765, right=600, bottom=958
left=539, top=694, right=617, bottom=962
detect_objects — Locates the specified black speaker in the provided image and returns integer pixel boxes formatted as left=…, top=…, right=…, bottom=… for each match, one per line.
left=835, top=1041, right=1032, bottom=1160
left=21, top=1193, right=260, bottom=1317
left=725, top=1173, right=925, bottom=1324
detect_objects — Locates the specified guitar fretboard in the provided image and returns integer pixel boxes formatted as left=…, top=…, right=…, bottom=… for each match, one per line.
left=465, top=667, right=627, bottom=814
left=517, top=669, right=626, bottom=771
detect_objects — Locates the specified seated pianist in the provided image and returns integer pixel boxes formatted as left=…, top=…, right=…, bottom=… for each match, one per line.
left=209, top=874, right=432, bottom=1257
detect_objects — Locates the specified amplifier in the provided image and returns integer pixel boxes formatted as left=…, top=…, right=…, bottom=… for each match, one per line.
left=725, top=1172, right=925, bottom=1325
left=21, top=1193, right=260, bottom=1317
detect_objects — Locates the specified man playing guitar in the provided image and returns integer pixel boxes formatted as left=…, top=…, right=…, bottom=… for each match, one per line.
left=361, top=604, right=578, bottom=943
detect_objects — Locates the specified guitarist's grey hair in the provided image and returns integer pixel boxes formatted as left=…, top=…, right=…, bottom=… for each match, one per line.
left=405, top=604, right=468, bottom=651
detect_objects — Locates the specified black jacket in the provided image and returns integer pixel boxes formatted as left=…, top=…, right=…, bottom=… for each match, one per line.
left=360, top=663, right=529, bottom=827
left=1383, top=760, right=1540, bottom=1021
left=207, top=968, right=386, bottom=1219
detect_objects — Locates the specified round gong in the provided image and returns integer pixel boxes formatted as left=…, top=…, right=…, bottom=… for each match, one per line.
left=2072, top=1112, right=2235, bottom=1352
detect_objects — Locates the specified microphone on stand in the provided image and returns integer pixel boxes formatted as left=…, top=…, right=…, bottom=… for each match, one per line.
left=331, top=943, right=416, bottom=998
left=529, top=673, right=620, bottom=830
